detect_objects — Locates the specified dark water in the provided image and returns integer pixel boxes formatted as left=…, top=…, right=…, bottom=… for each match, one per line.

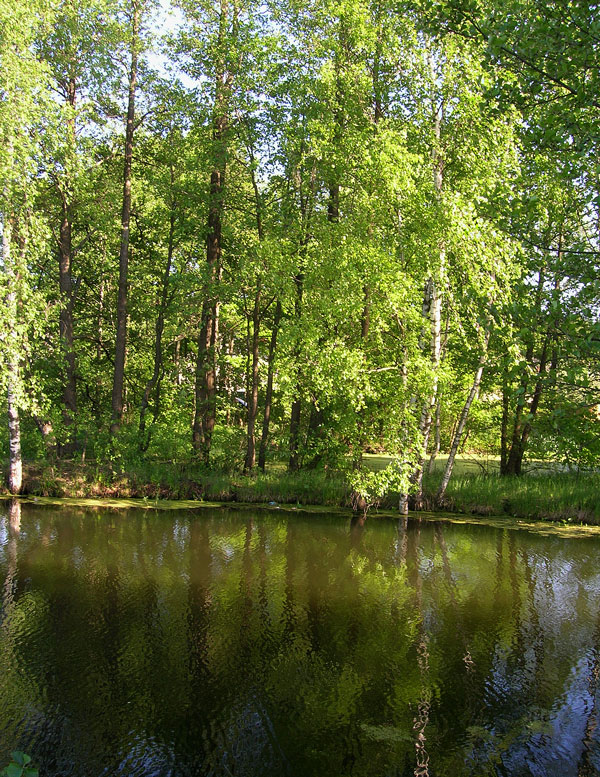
left=1, top=502, right=600, bottom=777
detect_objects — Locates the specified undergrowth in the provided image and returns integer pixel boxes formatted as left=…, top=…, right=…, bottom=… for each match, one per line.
left=421, top=471, right=600, bottom=524
left=3, top=459, right=599, bottom=524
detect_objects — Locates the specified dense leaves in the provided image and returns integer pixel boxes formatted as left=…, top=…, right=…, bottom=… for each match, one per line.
left=1, top=0, right=598, bottom=495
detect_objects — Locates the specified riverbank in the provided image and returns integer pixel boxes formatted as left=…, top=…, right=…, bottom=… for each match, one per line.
left=2, top=459, right=599, bottom=524
left=424, top=471, right=600, bottom=525
left=4, top=493, right=600, bottom=540
left=3, top=460, right=348, bottom=505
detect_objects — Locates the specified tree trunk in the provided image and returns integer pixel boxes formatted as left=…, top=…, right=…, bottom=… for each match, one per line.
left=401, top=76, right=445, bottom=511
left=58, top=198, right=77, bottom=453
left=193, top=295, right=219, bottom=463
left=406, top=271, right=443, bottom=510
left=437, top=329, right=490, bottom=501
left=139, top=187, right=175, bottom=451
left=244, top=281, right=261, bottom=471
left=361, top=286, right=370, bottom=340
left=288, top=399, right=302, bottom=470
left=288, top=152, right=316, bottom=472
left=6, top=381, right=22, bottom=495
left=57, top=73, right=78, bottom=455
left=192, top=0, right=235, bottom=463
left=3, top=219, right=22, bottom=494
left=111, top=0, right=140, bottom=435
left=504, top=332, right=550, bottom=475
left=258, top=300, right=282, bottom=471
left=289, top=264, right=304, bottom=472
left=426, top=398, right=441, bottom=475
left=500, top=365, right=509, bottom=474
left=501, top=266, right=547, bottom=475
left=243, top=152, right=267, bottom=471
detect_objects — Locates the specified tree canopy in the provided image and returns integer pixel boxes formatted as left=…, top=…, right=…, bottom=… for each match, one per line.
left=1, top=0, right=599, bottom=496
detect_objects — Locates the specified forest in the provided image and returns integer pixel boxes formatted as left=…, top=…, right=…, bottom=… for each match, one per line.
left=1, top=0, right=599, bottom=511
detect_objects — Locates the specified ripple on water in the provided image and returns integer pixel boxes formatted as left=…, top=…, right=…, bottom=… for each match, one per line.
left=2, top=508, right=600, bottom=777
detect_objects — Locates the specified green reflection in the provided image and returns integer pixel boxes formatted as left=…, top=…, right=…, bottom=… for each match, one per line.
left=1, top=505, right=599, bottom=776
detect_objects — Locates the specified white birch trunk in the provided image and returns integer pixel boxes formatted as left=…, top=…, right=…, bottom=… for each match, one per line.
left=3, top=218, right=22, bottom=494
left=401, top=56, right=446, bottom=511
left=427, top=399, right=441, bottom=474
left=436, top=329, right=490, bottom=502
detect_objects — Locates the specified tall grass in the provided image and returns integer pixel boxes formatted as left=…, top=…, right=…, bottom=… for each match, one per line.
left=422, top=470, right=600, bottom=523
left=9, top=456, right=600, bottom=524
left=14, top=459, right=349, bottom=507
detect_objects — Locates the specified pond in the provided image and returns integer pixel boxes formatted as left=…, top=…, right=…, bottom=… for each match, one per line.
left=1, top=501, right=599, bottom=777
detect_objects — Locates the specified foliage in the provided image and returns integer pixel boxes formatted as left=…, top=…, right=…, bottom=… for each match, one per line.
left=1, top=0, right=599, bottom=501
left=348, top=459, right=414, bottom=509
left=0, top=753, right=38, bottom=777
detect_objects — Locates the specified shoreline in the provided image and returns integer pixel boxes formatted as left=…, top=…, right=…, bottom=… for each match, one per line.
left=2, top=459, right=599, bottom=528
left=3, top=493, right=600, bottom=539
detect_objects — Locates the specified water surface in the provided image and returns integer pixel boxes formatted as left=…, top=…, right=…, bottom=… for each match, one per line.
left=1, top=502, right=599, bottom=776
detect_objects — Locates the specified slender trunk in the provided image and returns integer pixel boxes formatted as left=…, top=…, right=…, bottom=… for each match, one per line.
left=95, top=273, right=105, bottom=423
left=3, top=219, right=22, bottom=494
left=328, top=184, right=339, bottom=223
left=289, top=265, right=304, bottom=472
left=426, top=398, right=441, bottom=474
left=505, top=333, right=550, bottom=475
left=193, top=296, right=219, bottom=462
left=437, top=329, right=490, bottom=501
left=222, top=332, right=234, bottom=423
left=259, top=300, right=282, bottom=471
left=304, top=177, right=338, bottom=466
left=302, top=176, right=335, bottom=467
left=192, top=0, right=234, bottom=463
left=139, top=191, right=175, bottom=451
left=409, top=271, right=443, bottom=507
left=500, top=365, right=509, bottom=474
left=288, top=156, right=316, bottom=472
left=402, top=76, right=444, bottom=510
left=505, top=397, right=527, bottom=475
left=518, top=273, right=560, bottom=458
left=7, top=381, right=21, bottom=495
left=111, top=0, right=140, bottom=435
left=244, top=281, right=261, bottom=471
left=502, top=267, right=546, bottom=475
left=306, top=59, right=342, bottom=462
left=398, top=352, right=410, bottom=516
left=460, top=428, right=470, bottom=453
left=289, top=403, right=302, bottom=471
left=58, top=201, right=77, bottom=453
left=174, top=338, right=182, bottom=387
left=244, top=156, right=266, bottom=471
left=361, top=286, right=370, bottom=339
left=57, top=74, right=78, bottom=454
left=372, top=21, right=384, bottom=124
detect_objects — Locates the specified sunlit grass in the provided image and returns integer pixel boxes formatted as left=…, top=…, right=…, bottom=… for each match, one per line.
left=431, top=472, right=600, bottom=523
left=14, top=459, right=349, bottom=507
left=9, top=453, right=600, bottom=523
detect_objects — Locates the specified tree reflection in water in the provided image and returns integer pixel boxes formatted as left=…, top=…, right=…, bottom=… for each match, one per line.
left=0, top=506, right=599, bottom=776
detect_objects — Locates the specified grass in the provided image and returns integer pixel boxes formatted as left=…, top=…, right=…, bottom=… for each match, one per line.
left=6, top=459, right=349, bottom=508
left=365, top=452, right=600, bottom=523
left=422, top=470, right=600, bottom=524
left=3, top=453, right=599, bottom=524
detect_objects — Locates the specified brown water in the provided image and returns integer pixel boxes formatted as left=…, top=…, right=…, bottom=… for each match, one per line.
left=1, top=501, right=599, bottom=777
